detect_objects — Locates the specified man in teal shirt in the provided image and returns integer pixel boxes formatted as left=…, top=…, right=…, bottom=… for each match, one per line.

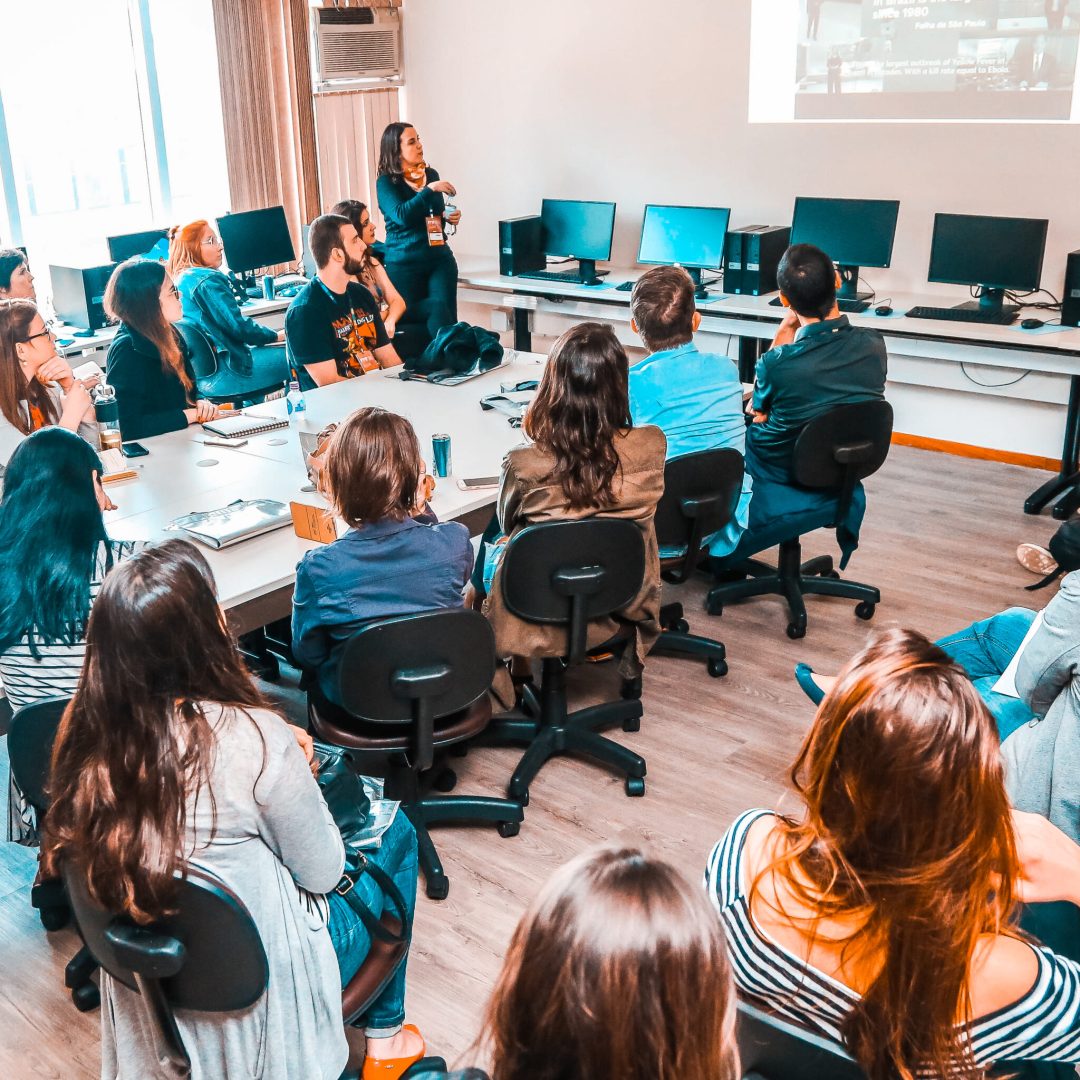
left=628, top=265, right=751, bottom=557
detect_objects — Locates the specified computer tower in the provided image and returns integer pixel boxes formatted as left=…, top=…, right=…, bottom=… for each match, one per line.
left=724, top=225, right=791, bottom=296
left=1062, top=250, right=1080, bottom=328
left=50, top=262, right=117, bottom=330
left=498, top=215, right=544, bottom=277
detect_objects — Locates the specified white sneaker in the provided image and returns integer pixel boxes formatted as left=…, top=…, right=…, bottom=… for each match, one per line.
left=1017, top=543, right=1057, bottom=576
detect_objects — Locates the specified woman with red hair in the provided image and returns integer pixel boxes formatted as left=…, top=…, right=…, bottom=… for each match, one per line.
left=169, top=219, right=289, bottom=395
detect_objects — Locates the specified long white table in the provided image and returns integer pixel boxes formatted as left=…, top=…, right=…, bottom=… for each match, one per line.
left=105, top=351, right=544, bottom=633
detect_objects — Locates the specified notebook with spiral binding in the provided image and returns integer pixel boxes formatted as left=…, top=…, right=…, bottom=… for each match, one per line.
left=201, top=413, right=289, bottom=439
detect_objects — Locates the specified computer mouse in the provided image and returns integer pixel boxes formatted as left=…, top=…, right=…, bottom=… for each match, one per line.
left=874, top=305, right=893, bottom=317
left=1021, top=318, right=1045, bottom=330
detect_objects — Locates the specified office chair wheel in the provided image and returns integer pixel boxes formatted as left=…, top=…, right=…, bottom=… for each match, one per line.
left=38, top=905, right=71, bottom=932
left=705, top=599, right=723, bottom=616
left=671, top=618, right=690, bottom=633
left=826, top=570, right=840, bottom=579
left=72, top=982, right=100, bottom=1012
left=708, top=658, right=728, bottom=678
left=855, top=601, right=876, bottom=621
left=425, top=876, right=450, bottom=901
left=620, top=675, right=642, bottom=701
left=497, top=821, right=520, bottom=839
left=786, top=620, right=807, bottom=640
left=625, top=776, right=646, bottom=797
left=622, top=715, right=641, bottom=732
left=513, top=789, right=530, bottom=807
left=431, top=767, right=457, bottom=793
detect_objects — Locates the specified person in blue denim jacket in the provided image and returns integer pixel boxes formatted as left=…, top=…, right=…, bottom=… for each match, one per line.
left=168, top=219, right=289, bottom=391
left=292, top=407, right=473, bottom=707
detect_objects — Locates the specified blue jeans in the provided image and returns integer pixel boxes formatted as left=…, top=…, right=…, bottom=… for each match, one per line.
left=327, top=811, right=418, bottom=1037
left=936, top=607, right=1038, bottom=743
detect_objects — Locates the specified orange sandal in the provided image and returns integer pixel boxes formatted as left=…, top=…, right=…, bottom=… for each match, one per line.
left=361, top=1024, right=426, bottom=1080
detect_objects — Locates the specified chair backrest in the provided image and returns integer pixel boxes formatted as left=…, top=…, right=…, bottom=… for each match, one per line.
left=7, top=696, right=70, bottom=814
left=737, top=997, right=865, bottom=1080
left=654, top=448, right=744, bottom=583
left=792, top=400, right=893, bottom=521
left=500, top=519, right=646, bottom=664
left=63, top=862, right=268, bottom=1009
left=335, top=608, right=496, bottom=769
left=175, top=318, right=219, bottom=380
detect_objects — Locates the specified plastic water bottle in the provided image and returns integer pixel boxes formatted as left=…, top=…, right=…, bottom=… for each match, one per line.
left=286, top=379, right=306, bottom=417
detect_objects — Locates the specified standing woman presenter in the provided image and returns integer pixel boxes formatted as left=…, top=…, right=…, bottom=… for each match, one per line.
left=376, top=122, right=461, bottom=355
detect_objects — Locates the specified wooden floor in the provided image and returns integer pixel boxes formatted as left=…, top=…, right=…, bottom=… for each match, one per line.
left=0, top=444, right=1062, bottom=1078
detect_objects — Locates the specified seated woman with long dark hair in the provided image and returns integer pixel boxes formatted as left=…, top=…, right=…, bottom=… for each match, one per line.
left=706, top=628, right=1080, bottom=1080
left=104, top=258, right=221, bottom=440
left=479, top=322, right=665, bottom=699
left=41, top=540, right=426, bottom=1080
left=413, top=847, right=738, bottom=1080
left=0, top=427, right=135, bottom=843
left=0, top=299, right=98, bottom=466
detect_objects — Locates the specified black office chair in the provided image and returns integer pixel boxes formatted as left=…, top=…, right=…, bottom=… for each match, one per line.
left=651, top=448, right=745, bottom=678
left=307, top=609, right=524, bottom=901
left=706, top=400, right=893, bottom=639
left=175, top=318, right=287, bottom=406
left=485, top=519, right=649, bottom=802
left=62, top=862, right=446, bottom=1077
left=737, top=997, right=864, bottom=1080
left=7, top=696, right=101, bottom=1010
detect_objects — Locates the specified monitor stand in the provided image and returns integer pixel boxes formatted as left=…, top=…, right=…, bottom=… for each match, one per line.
left=951, top=287, right=1019, bottom=319
left=837, top=264, right=872, bottom=304
left=686, top=267, right=712, bottom=300
left=575, top=259, right=603, bottom=286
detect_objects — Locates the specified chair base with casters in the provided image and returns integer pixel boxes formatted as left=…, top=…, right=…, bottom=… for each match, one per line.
left=652, top=600, right=728, bottom=677
left=309, top=696, right=524, bottom=902
left=706, top=537, right=878, bottom=640
left=486, top=653, right=647, bottom=803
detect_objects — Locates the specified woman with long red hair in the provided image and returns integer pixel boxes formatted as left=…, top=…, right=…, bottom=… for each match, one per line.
left=706, top=628, right=1080, bottom=1080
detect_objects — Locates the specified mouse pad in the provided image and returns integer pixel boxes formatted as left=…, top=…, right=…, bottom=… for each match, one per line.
left=1013, top=323, right=1072, bottom=336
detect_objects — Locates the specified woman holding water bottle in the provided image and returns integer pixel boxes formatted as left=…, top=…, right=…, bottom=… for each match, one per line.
left=376, top=122, right=461, bottom=356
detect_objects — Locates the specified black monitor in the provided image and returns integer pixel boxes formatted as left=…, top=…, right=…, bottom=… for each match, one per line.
left=638, top=204, right=730, bottom=298
left=107, top=228, right=169, bottom=263
left=928, top=212, right=1048, bottom=316
left=539, top=199, right=616, bottom=285
left=790, top=197, right=900, bottom=302
left=217, top=205, right=296, bottom=279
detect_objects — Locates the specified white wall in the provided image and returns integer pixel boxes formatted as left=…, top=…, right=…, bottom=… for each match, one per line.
left=399, top=0, right=1080, bottom=459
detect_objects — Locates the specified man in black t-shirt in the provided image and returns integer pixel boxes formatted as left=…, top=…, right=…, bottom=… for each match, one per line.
left=285, top=213, right=401, bottom=391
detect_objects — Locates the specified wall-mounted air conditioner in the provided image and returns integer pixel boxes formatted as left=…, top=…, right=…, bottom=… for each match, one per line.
left=312, top=6, right=402, bottom=86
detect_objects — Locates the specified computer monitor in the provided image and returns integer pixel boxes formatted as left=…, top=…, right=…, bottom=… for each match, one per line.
left=539, top=199, right=616, bottom=285
left=637, top=204, right=730, bottom=298
left=928, top=213, right=1048, bottom=316
left=217, top=205, right=296, bottom=280
left=790, top=197, right=900, bottom=302
left=106, top=228, right=169, bottom=263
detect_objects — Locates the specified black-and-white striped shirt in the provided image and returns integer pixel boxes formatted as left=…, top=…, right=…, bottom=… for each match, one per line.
left=706, top=809, right=1080, bottom=1070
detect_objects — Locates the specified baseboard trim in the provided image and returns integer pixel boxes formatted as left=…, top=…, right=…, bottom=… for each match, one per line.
left=892, top=432, right=1058, bottom=473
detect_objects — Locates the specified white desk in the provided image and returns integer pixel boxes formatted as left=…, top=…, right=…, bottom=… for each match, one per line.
left=104, top=351, right=543, bottom=632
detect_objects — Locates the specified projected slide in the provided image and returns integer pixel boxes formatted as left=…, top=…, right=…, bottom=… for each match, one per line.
left=749, top=0, right=1080, bottom=121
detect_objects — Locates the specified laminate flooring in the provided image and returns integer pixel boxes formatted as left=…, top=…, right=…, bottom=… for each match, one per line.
left=0, top=445, right=1061, bottom=1078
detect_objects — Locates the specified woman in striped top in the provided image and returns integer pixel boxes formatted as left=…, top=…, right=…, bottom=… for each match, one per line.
left=706, top=628, right=1080, bottom=1080
left=0, top=427, right=137, bottom=843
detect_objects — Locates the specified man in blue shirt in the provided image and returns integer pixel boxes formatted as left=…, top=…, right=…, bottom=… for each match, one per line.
left=628, top=265, right=751, bottom=558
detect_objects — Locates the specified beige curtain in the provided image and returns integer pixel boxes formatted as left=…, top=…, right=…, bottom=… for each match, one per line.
left=211, top=0, right=321, bottom=261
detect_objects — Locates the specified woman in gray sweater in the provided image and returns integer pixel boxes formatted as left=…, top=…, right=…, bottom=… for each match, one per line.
left=41, top=539, right=424, bottom=1080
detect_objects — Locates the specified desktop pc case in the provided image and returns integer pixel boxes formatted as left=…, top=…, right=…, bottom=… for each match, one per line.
left=498, top=215, right=545, bottom=277
left=1063, top=250, right=1080, bottom=328
left=723, top=225, right=790, bottom=295
left=50, top=262, right=117, bottom=330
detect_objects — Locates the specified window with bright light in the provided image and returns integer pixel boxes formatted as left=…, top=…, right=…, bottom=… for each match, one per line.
left=0, top=0, right=228, bottom=285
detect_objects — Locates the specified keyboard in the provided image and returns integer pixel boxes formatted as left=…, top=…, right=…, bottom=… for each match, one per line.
left=517, top=268, right=610, bottom=285
left=615, top=281, right=635, bottom=291
left=905, top=305, right=1017, bottom=326
left=768, top=297, right=870, bottom=313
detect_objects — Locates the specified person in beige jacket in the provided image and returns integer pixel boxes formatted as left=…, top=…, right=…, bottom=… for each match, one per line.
left=481, top=322, right=666, bottom=703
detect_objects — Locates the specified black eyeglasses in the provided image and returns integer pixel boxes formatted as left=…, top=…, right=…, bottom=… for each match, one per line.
left=24, top=323, right=55, bottom=344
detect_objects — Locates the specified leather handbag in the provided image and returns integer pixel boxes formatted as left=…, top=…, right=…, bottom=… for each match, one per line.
left=315, top=743, right=411, bottom=947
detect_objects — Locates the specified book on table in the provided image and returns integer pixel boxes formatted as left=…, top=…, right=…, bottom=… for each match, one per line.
left=167, top=499, right=293, bottom=549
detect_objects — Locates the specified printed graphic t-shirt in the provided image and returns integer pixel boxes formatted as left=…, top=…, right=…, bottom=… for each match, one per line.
left=285, top=279, right=391, bottom=391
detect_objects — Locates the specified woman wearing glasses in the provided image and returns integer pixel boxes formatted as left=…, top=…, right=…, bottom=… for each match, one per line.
left=0, top=298, right=98, bottom=466
left=104, top=259, right=221, bottom=440
left=168, top=220, right=289, bottom=393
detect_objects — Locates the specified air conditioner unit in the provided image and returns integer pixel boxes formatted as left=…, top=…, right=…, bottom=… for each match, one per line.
left=313, top=6, right=402, bottom=85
